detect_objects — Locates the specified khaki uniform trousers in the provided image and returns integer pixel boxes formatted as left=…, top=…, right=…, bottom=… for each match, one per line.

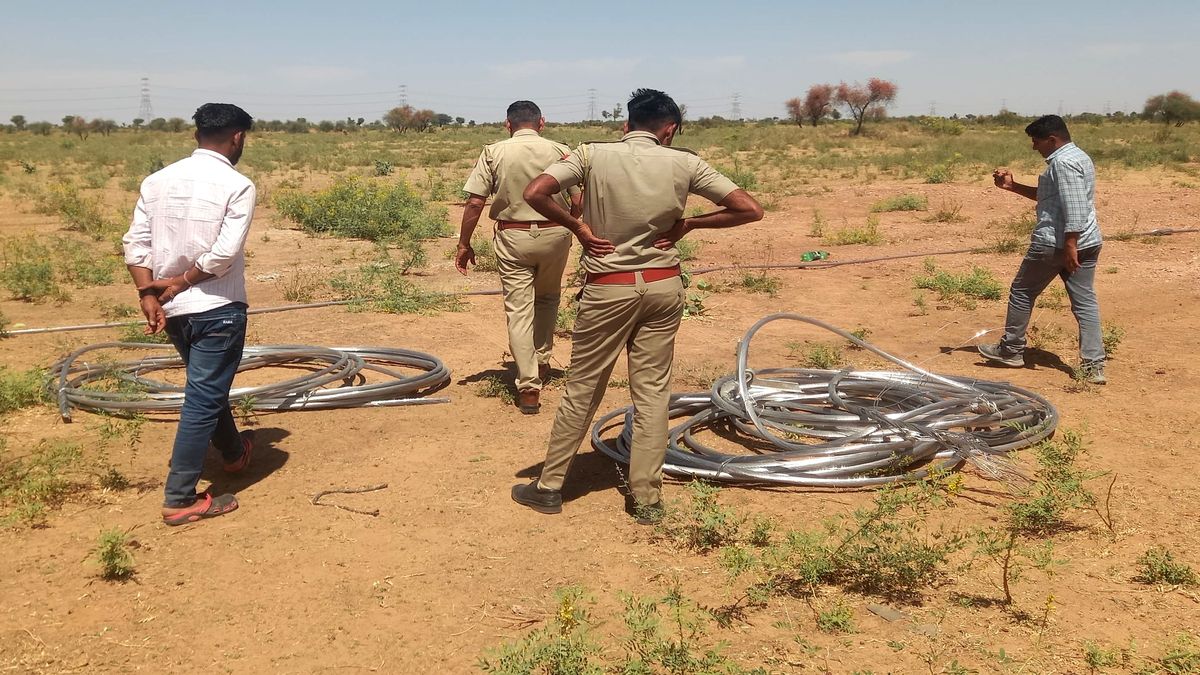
left=494, top=225, right=573, bottom=391
left=537, top=274, right=685, bottom=506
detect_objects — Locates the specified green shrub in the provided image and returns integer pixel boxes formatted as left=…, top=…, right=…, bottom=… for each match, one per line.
left=0, top=236, right=120, bottom=301
left=478, top=585, right=602, bottom=674
left=788, top=341, right=844, bottom=369
left=1101, top=322, right=1125, bottom=355
left=660, top=481, right=742, bottom=553
left=330, top=256, right=461, bottom=315
left=1135, top=547, right=1198, bottom=586
left=0, top=366, right=47, bottom=415
left=870, top=194, right=928, bottom=212
left=33, top=181, right=121, bottom=239
left=913, top=260, right=1002, bottom=307
left=816, top=602, right=855, bottom=634
left=0, top=440, right=85, bottom=527
left=274, top=176, right=448, bottom=242
left=739, top=270, right=779, bottom=296
left=824, top=214, right=883, bottom=246
left=716, top=160, right=757, bottom=190
left=93, top=528, right=135, bottom=580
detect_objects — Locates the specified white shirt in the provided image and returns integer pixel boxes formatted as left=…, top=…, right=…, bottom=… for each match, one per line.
left=122, top=149, right=256, bottom=318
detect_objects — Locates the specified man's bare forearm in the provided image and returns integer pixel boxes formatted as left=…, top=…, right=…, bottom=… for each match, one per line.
left=459, top=196, right=487, bottom=245
left=127, top=265, right=154, bottom=292
left=525, top=175, right=583, bottom=235
left=686, top=189, right=764, bottom=230
left=1007, top=182, right=1038, bottom=201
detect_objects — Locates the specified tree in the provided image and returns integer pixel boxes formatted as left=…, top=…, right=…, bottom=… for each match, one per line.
left=834, top=78, right=898, bottom=135
left=412, top=109, right=436, bottom=132
left=385, top=105, right=415, bottom=133
left=1143, top=90, right=1200, bottom=127
left=28, top=121, right=53, bottom=136
left=601, top=110, right=611, bottom=121
left=92, top=119, right=118, bottom=136
left=434, top=113, right=453, bottom=127
left=611, top=104, right=623, bottom=121
left=803, top=84, right=835, bottom=126
left=166, top=117, right=187, bottom=132
left=10, top=115, right=25, bottom=131
left=784, top=97, right=804, bottom=126
left=61, top=115, right=77, bottom=128
left=131, top=118, right=144, bottom=130
left=69, top=116, right=90, bottom=140
left=454, top=116, right=465, bottom=125
left=317, top=120, right=335, bottom=132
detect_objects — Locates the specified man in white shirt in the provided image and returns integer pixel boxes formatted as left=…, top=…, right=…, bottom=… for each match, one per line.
left=123, top=103, right=256, bottom=525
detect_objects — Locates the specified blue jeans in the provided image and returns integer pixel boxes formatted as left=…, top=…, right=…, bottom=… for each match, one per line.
left=163, top=302, right=247, bottom=507
left=1000, top=244, right=1105, bottom=365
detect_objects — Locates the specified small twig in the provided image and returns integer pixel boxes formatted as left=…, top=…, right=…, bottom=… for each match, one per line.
left=311, top=483, right=388, bottom=517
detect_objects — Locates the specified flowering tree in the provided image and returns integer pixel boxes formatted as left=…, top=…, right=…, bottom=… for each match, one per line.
left=835, top=78, right=898, bottom=135
left=802, top=84, right=835, bottom=126
left=785, top=98, right=803, bottom=126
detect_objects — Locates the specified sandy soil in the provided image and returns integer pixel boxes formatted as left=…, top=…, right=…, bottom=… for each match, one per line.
left=2, top=174, right=1199, bottom=674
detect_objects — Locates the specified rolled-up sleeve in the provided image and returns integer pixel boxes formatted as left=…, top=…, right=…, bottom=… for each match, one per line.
left=1054, top=161, right=1090, bottom=234
left=195, top=183, right=255, bottom=277
left=122, top=193, right=153, bottom=268
left=543, top=146, right=587, bottom=190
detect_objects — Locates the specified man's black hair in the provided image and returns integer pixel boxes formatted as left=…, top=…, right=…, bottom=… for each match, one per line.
left=506, top=100, right=542, bottom=127
left=626, top=89, right=682, bottom=132
left=1025, top=114, right=1071, bottom=141
left=193, top=103, right=253, bottom=138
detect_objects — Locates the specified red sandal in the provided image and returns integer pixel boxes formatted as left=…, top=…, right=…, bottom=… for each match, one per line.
left=162, top=491, right=239, bottom=526
left=223, top=430, right=255, bottom=474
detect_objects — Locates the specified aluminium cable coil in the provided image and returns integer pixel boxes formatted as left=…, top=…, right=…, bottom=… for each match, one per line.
left=48, top=343, right=450, bottom=422
left=591, top=314, right=1058, bottom=487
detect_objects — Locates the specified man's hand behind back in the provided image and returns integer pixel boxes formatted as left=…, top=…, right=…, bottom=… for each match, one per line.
left=575, top=222, right=614, bottom=257
left=139, top=295, right=166, bottom=334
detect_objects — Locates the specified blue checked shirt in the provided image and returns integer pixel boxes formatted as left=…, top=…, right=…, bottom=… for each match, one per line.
left=1032, top=142, right=1102, bottom=249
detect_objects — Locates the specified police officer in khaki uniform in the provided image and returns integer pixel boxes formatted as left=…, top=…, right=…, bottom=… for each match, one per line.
left=457, top=101, right=583, bottom=414
left=511, top=89, right=763, bottom=523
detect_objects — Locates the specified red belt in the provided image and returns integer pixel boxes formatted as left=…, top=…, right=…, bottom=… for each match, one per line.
left=496, top=220, right=559, bottom=230
left=585, top=265, right=681, bottom=285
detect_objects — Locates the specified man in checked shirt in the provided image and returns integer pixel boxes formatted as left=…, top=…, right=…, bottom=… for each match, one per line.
left=980, top=114, right=1107, bottom=384
left=123, top=103, right=257, bottom=525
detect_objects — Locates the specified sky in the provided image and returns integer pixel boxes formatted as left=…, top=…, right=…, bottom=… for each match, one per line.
left=1, top=0, right=1196, bottom=124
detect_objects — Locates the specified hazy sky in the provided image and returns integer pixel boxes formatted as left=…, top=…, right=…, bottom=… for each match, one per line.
left=1, top=0, right=1195, bottom=124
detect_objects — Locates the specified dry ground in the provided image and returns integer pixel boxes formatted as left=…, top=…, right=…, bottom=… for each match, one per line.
left=2, top=160, right=1199, bottom=673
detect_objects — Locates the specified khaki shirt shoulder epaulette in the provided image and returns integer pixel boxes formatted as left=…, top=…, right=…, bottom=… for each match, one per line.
left=462, top=129, right=580, bottom=222
left=543, top=130, right=739, bottom=274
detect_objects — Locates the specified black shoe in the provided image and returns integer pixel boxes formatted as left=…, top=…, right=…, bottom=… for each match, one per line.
left=511, top=482, right=562, bottom=514
left=633, top=501, right=665, bottom=526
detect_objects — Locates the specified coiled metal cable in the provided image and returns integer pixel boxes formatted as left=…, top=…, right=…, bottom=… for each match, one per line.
left=592, top=314, right=1058, bottom=487
left=48, top=343, right=450, bottom=422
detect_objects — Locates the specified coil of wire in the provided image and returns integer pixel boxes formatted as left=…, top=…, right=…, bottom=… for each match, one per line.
left=48, top=343, right=450, bottom=422
left=591, top=314, right=1059, bottom=487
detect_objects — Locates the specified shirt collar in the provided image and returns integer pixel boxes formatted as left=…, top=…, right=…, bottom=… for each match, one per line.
left=512, top=129, right=540, bottom=138
left=193, top=148, right=233, bottom=167
left=1045, top=142, right=1076, bottom=163
left=621, top=130, right=661, bottom=145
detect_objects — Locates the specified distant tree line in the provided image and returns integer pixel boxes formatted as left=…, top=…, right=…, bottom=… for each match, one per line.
left=2, top=90, right=1196, bottom=137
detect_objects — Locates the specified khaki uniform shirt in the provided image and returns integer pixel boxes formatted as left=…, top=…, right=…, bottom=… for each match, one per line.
left=543, top=131, right=739, bottom=274
left=462, top=129, right=579, bottom=222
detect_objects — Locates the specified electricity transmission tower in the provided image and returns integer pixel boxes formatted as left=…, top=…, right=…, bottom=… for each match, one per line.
left=138, top=78, right=154, bottom=121
left=587, top=88, right=597, bottom=120
left=398, top=84, right=408, bottom=107
left=731, top=92, right=742, bottom=120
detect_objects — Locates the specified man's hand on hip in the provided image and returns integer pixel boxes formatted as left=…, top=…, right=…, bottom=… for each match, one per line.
left=575, top=222, right=614, bottom=257
left=1059, top=247, right=1081, bottom=275
left=653, top=218, right=691, bottom=250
